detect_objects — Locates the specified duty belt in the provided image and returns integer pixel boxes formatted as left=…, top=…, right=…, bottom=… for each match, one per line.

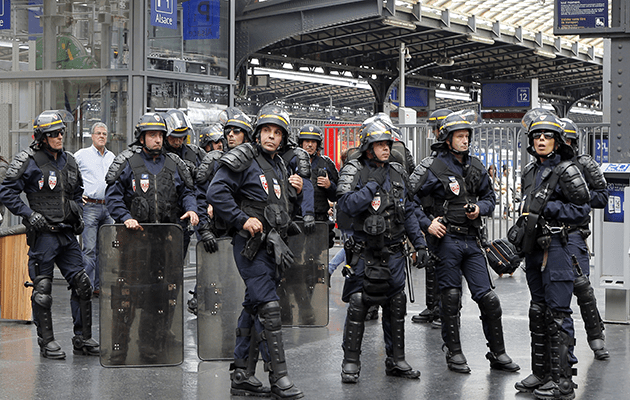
left=387, top=242, right=405, bottom=254
left=446, top=224, right=477, bottom=236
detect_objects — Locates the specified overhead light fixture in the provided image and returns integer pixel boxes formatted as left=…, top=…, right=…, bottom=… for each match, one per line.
left=435, top=57, right=455, bottom=67
left=382, top=17, right=416, bottom=31
left=533, top=48, right=556, bottom=59
left=466, top=33, right=495, bottom=45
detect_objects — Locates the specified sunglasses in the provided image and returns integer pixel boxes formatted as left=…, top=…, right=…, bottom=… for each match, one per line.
left=532, top=132, right=555, bottom=140
left=45, top=130, right=64, bottom=138
left=224, top=127, right=242, bottom=135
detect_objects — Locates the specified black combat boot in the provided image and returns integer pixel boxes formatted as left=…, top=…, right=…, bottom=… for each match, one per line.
left=32, top=276, right=66, bottom=360
left=412, top=265, right=439, bottom=324
left=441, top=289, right=470, bottom=373
left=341, top=292, right=368, bottom=383
left=230, top=329, right=270, bottom=397
left=516, top=302, right=550, bottom=392
left=259, top=302, right=303, bottom=399
left=383, top=292, right=420, bottom=379
left=574, top=275, right=609, bottom=360
left=478, top=291, right=520, bottom=372
left=533, top=311, right=576, bottom=400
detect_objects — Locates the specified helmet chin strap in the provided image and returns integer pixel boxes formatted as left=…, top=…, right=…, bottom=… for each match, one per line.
left=143, top=143, right=162, bottom=157
left=537, top=149, right=556, bottom=159
left=43, top=141, right=62, bottom=154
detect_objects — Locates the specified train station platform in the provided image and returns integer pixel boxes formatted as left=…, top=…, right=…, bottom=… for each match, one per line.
left=1, top=245, right=628, bottom=399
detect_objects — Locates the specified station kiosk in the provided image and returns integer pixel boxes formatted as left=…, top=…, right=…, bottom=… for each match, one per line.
left=593, top=163, right=630, bottom=323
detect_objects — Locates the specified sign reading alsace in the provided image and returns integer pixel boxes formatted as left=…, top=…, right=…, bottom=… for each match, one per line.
left=151, top=0, right=177, bottom=30
left=556, top=0, right=607, bottom=30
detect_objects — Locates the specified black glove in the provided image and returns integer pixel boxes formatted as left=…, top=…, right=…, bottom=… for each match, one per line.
left=199, top=228, right=218, bottom=253
left=303, top=214, right=316, bottom=235
left=73, top=216, right=84, bottom=235
left=28, top=211, right=47, bottom=231
left=266, top=228, right=295, bottom=274
left=414, top=246, right=430, bottom=269
left=368, top=167, right=388, bottom=186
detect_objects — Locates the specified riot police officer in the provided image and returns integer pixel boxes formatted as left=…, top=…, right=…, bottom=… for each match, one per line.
left=409, top=110, right=519, bottom=374
left=207, top=104, right=304, bottom=399
left=513, top=110, right=591, bottom=399
left=560, top=118, right=609, bottom=361
left=221, top=106, right=254, bottom=150
left=105, top=111, right=198, bottom=233
left=164, top=109, right=206, bottom=171
left=297, top=124, right=338, bottom=245
left=199, top=123, right=225, bottom=152
left=104, top=112, right=198, bottom=363
left=336, top=119, right=426, bottom=383
left=411, top=108, right=452, bottom=326
left=0, top=110, right=99, bottom=359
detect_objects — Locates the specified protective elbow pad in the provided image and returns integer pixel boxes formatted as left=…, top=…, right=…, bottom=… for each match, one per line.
left=558, top=162, right=589, bottom=205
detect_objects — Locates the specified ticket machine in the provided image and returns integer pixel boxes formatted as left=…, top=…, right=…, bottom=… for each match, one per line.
left=593, top=163, right=630, bottom=323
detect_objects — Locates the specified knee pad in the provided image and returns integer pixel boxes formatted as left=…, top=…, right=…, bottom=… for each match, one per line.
left=32, top=275, right=53, bottom=308
left=573, top=275, right=595, bottom=306
left=478, top=291, right=502, bottom=320
left=441, top=288, right=461, bottom=316
left=528, top=302, right=547, bottom=334
left=72, top=270, right=93, bottom=300
left=347, top=292, right=368, bottom=322
left=258, top=301, right=282, bottom=331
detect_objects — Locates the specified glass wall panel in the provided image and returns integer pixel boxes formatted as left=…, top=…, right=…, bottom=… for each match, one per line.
left=0, top=0, right=130, bottom=72
left=3, top=77, right=128, bottom=159
left=147, top=0, right=229, bottom=76
left=147, top=78, right=229, bottom=141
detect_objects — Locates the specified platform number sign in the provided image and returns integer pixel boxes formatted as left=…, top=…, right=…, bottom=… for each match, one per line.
left=517, top=88, right=529, bottom=104
left=151, top=0, right=177, bottom=30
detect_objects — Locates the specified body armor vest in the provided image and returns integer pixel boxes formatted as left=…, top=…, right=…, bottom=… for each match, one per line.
left=27, top=150, right=80, bottom=224
left=239, top=153, right=292, bottom=235
left=428, top=156, right=484, bottom=227
left=126, top=153, right=181, bottom=223
left=353, top=164, right=406, bottom=243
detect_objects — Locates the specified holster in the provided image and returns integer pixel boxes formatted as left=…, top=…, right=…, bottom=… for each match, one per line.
left=241, top=232, right=266, bottom=261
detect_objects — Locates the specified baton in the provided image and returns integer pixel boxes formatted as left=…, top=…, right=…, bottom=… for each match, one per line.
left=404, top=243, right=415, bottom=303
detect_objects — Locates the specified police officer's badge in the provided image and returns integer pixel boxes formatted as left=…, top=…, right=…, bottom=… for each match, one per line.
left=132, top=179, right=136, bottom=192
left=371, top=195, right=381, bottom=211
left=448, top=176, right=460, bottom=195
left=140, top=173, right=150, bottom=192
left=259, top=175, right=268, bottom=194
left=48, top=171, right=57, bottom=189
left=272, top=178, right=281, bottom=199
left=38, top=175, right=44, bottom=190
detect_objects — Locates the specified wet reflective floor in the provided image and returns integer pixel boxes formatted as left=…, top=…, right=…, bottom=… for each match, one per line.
left=2, top=245, right=629, bottom=400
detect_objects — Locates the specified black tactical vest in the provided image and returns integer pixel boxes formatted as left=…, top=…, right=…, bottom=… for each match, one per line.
left=239, top=153, right=293, bottom=234
left=27, top=150, right=80, bottom=224
left=428, top=156, right=484, bottom=227
left=353, top=163, right=406, bottom=243
left=126, top=153, right=182, bottom=223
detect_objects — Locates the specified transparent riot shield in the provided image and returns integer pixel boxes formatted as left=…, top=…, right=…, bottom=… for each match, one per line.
left=99, top=223, right=184, bottom=367
left=278, top=221, right=329, bottom=326
left=196, top=237, right=245, bottom=361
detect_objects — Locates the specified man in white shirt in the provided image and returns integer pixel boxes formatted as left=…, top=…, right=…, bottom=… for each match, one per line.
left=74, top=122, right=115, bottom=296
